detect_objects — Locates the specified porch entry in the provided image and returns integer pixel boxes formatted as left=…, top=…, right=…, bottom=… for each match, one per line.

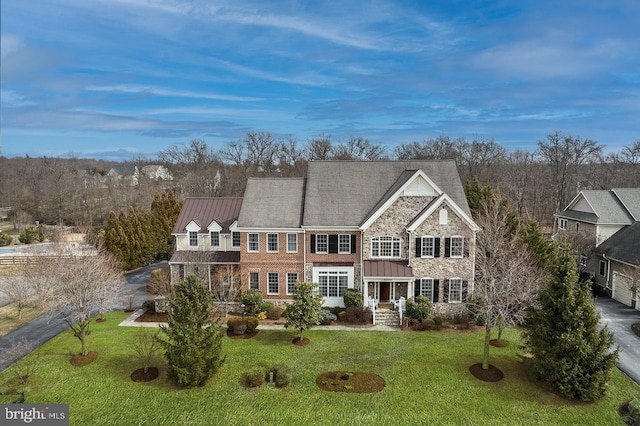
left=367, top=281, right=409, bottom=303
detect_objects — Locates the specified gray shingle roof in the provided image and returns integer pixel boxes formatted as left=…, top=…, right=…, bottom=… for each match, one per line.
left=613, top=188, right=640, bottom=221
left=238, top=178, right=305, bottom=228
left=594, top=222, right=640, bottom=266
left=303, top=160, right=469, bottom=227
left=172, top=197, right=242, bottom=234
left=565, top=189, right=638, bottom=225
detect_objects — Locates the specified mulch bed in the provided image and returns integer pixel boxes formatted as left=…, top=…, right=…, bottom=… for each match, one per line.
left=130, top=367, right=159, bottom=382
left=468, top=363, right=504, bottom=382
left=316, top=371, right=385, bottom=393
left=70, top=351, right=98, bottom=367
left=292, top=337, right=310, bottom=346
left=490, top=339, right=509, bottom=347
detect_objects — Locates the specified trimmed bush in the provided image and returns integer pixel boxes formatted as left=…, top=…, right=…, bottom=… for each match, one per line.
left=260, top=301, right=274, bottom=313
left=226, top=316, right=243, bottom=329
left=343, top=289, right=363, bottom=308
left=245, top=317, right=259, bottom=333
left=319, top=310, right=337, bottom=325
left=433, top=316, right=443, bottom=326
left=0, top=231, right=12, bottom=247
left=240, top=367, right=265, bottom=388
left=241, top=289, right=263, bottom=316
left=18, top=226, right=44, bottom=244
left=405, top=296, right=433, bottom=322
left=343, top=306, right=372, bottom=324
left=628, top=398, right=640, bottom=419
left=267, top=306, right=286, bottom=320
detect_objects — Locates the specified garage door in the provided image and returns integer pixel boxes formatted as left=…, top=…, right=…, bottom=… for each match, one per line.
left=612, top=272, right=634, bottom=307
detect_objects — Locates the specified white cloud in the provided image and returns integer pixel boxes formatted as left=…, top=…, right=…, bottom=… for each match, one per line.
left=85, top=85, right=261, bottom=102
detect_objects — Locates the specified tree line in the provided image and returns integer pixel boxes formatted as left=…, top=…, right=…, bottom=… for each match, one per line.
left=1, top=131, right=638, bottom=230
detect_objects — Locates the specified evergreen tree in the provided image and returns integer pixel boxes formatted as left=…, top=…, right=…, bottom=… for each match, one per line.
left=149, top=191, right=183, bottom=257
left=160, top=275, right=225, bottom=386
left=524, top=252, right=618, bottom=400
left=284, top=281, right=324, bottom=341
left=519, top=218, right=558, bottom=270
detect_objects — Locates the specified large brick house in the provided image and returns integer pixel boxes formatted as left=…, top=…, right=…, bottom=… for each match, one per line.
left=170, top=161, right=479, bottom=317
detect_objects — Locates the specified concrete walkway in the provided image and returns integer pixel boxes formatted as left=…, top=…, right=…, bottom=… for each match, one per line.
left=594, top=296, right=640, bottom=385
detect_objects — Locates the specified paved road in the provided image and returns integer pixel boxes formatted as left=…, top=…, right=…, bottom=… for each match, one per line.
left=0, top=262, right=166, bottom=372
left=595, top=296, right=640, bottom=385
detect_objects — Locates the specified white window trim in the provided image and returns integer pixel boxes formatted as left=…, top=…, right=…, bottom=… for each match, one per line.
left=210, top=231, right=220, bottom=248
left=450, top=236, right=464, bottom=259
left=420, top=278, right=434, bottom=301
left=232, top=231, right=241, bottom=248
left=316, top=234, right=328, bottom=254
left=338, top=234, right=351, bottom=254
left=287, top=233, right=298, bottom=253
left=371, top=236, right=401, bottom=259
left=312, top=266, right=354, bottom=300
left=559, top=218, right=568, bottom=230
left=448, top=278, right=462, bottom=303
left=189, top=231, right=198, bottom=247
left=267, top=233, right=279, bottom=253
left=267, top=272, right=279, bottom=295
left=599, top=260, right=608, bottom=277
left=248, top=233, right=259, bottom=253
left=421, top=236, right=435, bottom=258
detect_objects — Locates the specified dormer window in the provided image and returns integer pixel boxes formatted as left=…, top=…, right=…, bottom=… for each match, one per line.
left=371, top=236, right=401, bottom=258
left=210, top=231, right=220, bottom=247
left=189, top=231, right=198, bottom=247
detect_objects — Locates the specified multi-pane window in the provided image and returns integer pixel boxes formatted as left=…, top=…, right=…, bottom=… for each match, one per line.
left=448, top=279, right=462, bottom=303
left=178, top=264, right=185, bottom=280
left=248, top=233, right=259, bottom=252
left=287, top=234, right=297, bottom=252
left=232, top=231, right=240, bottom=247
left=268, top=272, right=279, bottom=294
left=210, top=231, right=220, bottom=247
left=338, top=234, right=351, bottom=253
left=450, top=236, right=463, bottom=258
left=267, top=233, right=278, bottom=252
left=559, top=218, right=568, bottom=230
left=371, top=236, right=401, bottom=258
left=316, top=234, right=328, bottom=253
left=317, top=271, right=348, bottom=297
left=189, top=231, right=198, bottom=247
left=287, top=272, right=298, bottom=294
left=579, top=254, right=587, bottom=268
left=249, top=272, right=259, bottom=290
left=420, top=278, right=434, bottom=301
left=421, top=236, right=435, bottom=258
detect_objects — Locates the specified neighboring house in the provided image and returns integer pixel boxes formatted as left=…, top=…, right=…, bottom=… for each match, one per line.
left=134, top=165, right=174, bottom=183
left=555, top=188, right=640, bottom=293
left=593, top=222, right=640, bottom=310
left=169, top=197, right=243, bottom=292
left=235, top=161, right=479, bottom=317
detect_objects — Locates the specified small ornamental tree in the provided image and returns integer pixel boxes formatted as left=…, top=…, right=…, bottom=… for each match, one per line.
left=405, top=296, right=433, bottom=322
left=284, top=281, right=324, bottom=341
left=524, top=252, right=619, bottom=400
left=160, top=275, right=225, bottom=386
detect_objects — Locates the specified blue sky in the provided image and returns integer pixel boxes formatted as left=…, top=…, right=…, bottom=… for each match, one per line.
left=1, top=0, right=639, bottom=160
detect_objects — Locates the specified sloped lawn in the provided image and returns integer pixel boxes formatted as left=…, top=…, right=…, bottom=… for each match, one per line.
left=0, top=311, right=638, bottom=425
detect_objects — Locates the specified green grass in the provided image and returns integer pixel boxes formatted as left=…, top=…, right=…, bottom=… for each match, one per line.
left=0, top=300, right=44, bottom=336
left=1, top=311, right=638, bottom=425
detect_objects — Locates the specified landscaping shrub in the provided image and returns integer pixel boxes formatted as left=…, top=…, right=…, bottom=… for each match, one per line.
left=260, top=301, right=274, bottom=313
left=245, top=317, right=259, bottom=333
left=266, top=306, right=286, bottom=320
left=257, top=312, right=267, bottom=320
left=628, top=398, right=640, bottom=420
left=405, top=296, right=433, bottom=322
left=0, top=231, right=12, bottom=246
left=328, top=306, right=344, bottom=317
left=226, top=316, right=243, bottom=329
left=343, top=306, right=372, bottom=324
left=343, top=289, right=363, bottom=308
left=240, top=367, right=265, bottom=388
left=433, top=316, right=443, bottom=326
left=266, top=364, right=292, bottom=388
left=18, top=226, right=44, bottom=244
left=241, top=289, right=263, bottom=316
left=319, top=310, right=337, bottom=325
left=142, top=300, right=155, bottom=311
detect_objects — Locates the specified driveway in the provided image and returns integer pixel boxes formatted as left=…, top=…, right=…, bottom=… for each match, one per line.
left=0, top=262, right=166, bottom=372
left=595, top=296, right=640, bottom=385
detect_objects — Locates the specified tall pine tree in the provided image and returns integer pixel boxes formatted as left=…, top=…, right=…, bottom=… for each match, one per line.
left=160, top=275, right=225, bottom=386
left=524, top=251, right=618, bottom=400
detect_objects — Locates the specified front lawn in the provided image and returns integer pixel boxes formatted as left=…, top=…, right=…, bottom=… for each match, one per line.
left=1, top=311, right=638, bottom=425
left=0, top=300, right=44, bottom=336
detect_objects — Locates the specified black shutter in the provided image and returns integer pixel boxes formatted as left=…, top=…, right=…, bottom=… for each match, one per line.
left=310, top=234, right=316, bottom=253
left=463, top=238, right=469, bottom=258
left=351, top=235, right=357, bottom=253
left=329, top=235, right=339, bottom=253
left=461, top=280, right=468, bottom=302
left=434, top=238, right=441, bottom=257
left=444, top=238, right=451, bottom=257
left=443, top=279, right=449, bottom=302
left=433, top=279, right=440, bottom=302
left=415, top=238, right=422, bottom=257
left=415, top=279, right=420, bottom=297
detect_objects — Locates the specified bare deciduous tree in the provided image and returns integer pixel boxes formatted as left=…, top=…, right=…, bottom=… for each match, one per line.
left=132, top=328, right=162, bottom=374
left=470, top=194, right=546, bottom=370
left=47, top=250, right=124, bottom=357
left=211, top=265, right=240, bottom=316
left=4, top=276, right=34, bottom=321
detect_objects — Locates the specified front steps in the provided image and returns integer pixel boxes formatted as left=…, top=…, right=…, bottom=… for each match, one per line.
left=374, top=308, right=400, bottom=327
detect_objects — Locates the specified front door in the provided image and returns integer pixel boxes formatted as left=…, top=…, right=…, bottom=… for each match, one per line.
left=380, top=283, right=390, bottom=302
